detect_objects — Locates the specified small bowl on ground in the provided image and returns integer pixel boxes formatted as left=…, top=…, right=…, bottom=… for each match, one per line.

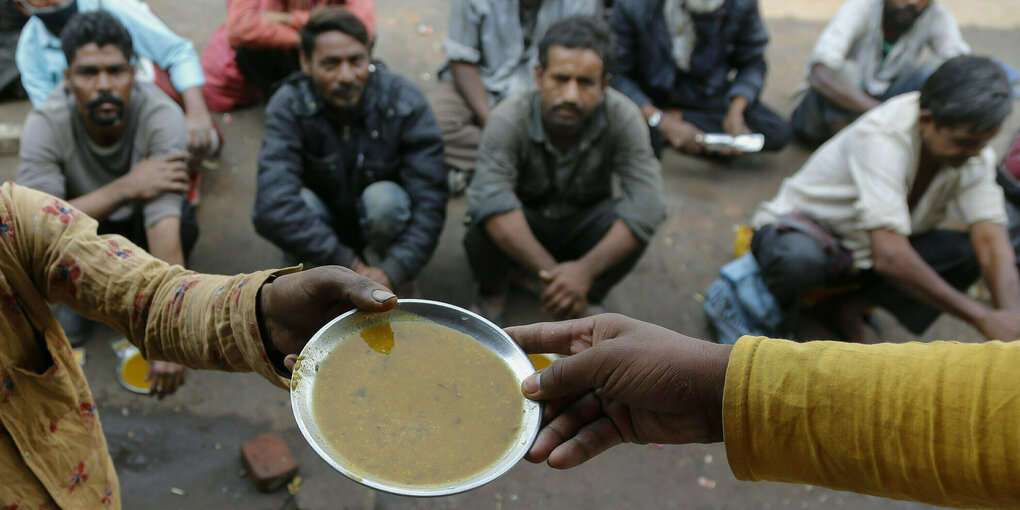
left=290, top=299, right=542, bottom=497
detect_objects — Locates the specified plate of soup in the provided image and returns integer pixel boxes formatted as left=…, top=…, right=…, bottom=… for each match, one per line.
left=290, top=299, right=542, bottom=496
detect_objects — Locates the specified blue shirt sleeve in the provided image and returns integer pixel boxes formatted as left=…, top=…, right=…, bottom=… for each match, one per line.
left=15, top=20, right=63, bottom=107
left=99, top=0, right=205, bottom=91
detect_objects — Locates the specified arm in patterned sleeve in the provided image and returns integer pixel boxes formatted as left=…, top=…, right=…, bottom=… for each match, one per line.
left=6, top=182, right=292, bottom=388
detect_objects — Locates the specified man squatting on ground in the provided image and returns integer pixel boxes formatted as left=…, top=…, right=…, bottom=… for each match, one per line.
left=791, top=0, right=969, bottom=144
left=253, top=7, right=448, bottom=294
left=751, top=56, right=1020, bottom=344
left=16, top=11, right=193, bottom=396
left=464, top=16, right=667, bottom=323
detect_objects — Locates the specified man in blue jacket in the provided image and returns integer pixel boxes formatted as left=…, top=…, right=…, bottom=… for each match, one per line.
left=253, top=6, right=448, bottom=293
left=610, top=0, right=790, bottom=158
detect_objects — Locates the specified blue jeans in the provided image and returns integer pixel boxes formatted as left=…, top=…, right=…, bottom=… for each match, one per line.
left=791, top=60, right=941, bottom=145
left=295, top=181, right=411, bottom=267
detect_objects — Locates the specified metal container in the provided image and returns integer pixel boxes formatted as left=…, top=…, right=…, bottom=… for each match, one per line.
left=696, top=133, right=765, bottom=153
left=112, top=339, right=149, bottom=394
left=290, top=299, right=542, bottom=497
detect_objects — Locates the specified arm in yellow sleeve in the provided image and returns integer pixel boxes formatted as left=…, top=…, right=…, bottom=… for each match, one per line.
left=724, top=336, right=1020, bottom=509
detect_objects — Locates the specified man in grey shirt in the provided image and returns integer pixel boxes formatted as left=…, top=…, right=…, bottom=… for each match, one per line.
left=465, top=16, right=667, bottom=323
left=433, top=0, right=599, bottom=192
left=16, top=11, right=193, bottom=396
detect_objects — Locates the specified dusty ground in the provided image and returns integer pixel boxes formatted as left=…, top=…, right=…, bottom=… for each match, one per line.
left=1, top=1, right=1019, bottom=508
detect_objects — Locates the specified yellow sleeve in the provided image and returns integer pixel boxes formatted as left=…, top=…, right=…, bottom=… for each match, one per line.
left=723, top=336, right=1020, bottom=509
left=5, top=181, right=295, bottom=389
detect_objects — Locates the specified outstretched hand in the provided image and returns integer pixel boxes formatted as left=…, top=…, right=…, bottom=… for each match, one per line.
left=257, top=266, right=397, bottom=371
left=505, top=314, right=732, bottom=469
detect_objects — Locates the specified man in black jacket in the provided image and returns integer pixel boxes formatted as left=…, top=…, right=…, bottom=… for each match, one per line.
left=253, top=6, right=448, bottom=292
left=610, top=0, right=790, bottom=158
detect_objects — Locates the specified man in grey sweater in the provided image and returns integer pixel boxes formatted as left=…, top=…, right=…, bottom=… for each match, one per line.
left=15, top=11, right=193, bottom=397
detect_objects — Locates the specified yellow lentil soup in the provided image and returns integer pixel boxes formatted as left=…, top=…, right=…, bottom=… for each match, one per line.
left=312, top=320, right=525, bottom=487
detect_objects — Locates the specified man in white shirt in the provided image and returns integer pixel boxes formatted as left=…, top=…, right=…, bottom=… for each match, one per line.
left=751, top=56, right=1019, bottom=343
left=791, top=0, right=969, bottom=145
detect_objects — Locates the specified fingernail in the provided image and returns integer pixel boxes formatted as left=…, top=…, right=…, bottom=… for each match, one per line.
left=372, top=289, right=396, bottom=303
left=522, top=373, right=540, bottom=396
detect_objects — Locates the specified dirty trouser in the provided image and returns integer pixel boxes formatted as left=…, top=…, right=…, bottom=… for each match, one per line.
left=431, top=80, right=482, bottom=174
left=791, top=60, right=940, bottom=145
left=463, top=199, right=647, bottom=304
left=751, top=224, right=982, bottom=334
left=290, top=181, right=412, bottom=281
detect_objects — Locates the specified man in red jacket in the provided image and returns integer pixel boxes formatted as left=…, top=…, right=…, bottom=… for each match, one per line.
left=200, top=0, right=374, bottom=112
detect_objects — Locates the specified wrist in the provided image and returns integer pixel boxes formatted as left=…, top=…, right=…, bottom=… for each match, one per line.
left=700, top=342, right=732, bottom=442
left=181, top=87, right=209, bottom=115
left=966, top=303, right=992, bottom=326
left=256, top=278, right=290, bottom=376
left=112, top=174, right=136, bottom=202
left=728, top=95, right=748, bottom=112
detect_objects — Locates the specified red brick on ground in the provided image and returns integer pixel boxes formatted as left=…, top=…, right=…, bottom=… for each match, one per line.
left=241, top=432, right=299, bottom=492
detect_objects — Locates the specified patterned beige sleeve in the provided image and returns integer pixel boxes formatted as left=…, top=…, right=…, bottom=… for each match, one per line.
left=7, top=181, right=296, bottom=388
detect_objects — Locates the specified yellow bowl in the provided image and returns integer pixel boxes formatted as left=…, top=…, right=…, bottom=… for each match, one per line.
left=117, top=348, right=150, bottom=394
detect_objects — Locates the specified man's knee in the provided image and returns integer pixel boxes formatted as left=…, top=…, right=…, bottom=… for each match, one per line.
left=358, top=181, right=411, bottom=243
left=752, top=228, right=832, bottom=305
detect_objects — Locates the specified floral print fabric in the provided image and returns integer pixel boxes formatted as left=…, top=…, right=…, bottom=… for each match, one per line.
left=0, top=182, right=290, bottom=509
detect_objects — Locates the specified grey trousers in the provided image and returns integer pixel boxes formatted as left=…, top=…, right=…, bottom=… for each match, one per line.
left=431, top=80, right=482, bottom=174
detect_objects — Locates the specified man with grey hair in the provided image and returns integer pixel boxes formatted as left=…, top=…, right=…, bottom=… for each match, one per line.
left=610, top=0, right=790, bottom=158
left=750, top=56, right=1020, bottom=343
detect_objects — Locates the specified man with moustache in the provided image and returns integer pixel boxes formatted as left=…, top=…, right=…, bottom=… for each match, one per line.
left=464, top=16, right=667, bottom=323
left=16, top=11, right=192, bottom=395
left=791, top=0, right=970, bottom=144
left=751, top=56, right=1020, bottom=344
left=253, top=7, right=447, bottom=295
left=434, top=0, right=600, bottom=193
left=13, top=0, right=218, bottom=158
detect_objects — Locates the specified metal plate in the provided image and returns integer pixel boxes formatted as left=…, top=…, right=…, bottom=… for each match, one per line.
left=290, top=299, right=542, bottom=497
